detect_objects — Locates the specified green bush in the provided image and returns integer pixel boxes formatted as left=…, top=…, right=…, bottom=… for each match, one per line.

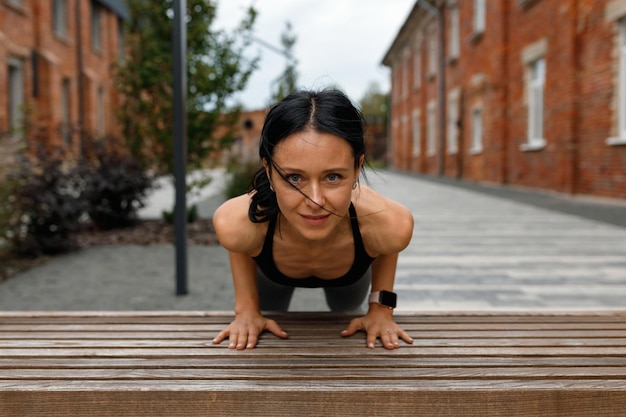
left=4, top=148, right=86, bottom=256
left=224, top=158, right=261, bottom=199
left=80, top=137, right=152, bottom=230
left=162, top=204, right=198, bottom=224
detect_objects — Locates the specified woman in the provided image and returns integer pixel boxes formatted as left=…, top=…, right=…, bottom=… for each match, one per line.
left=212, top=89, right=414, bottom=350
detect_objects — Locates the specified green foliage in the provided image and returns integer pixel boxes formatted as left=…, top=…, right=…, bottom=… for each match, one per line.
left=114, top=0, right=259, bottom=175
left=80, top=136, right=153, bottom=230
left=224, top=157, right=261, bottom=199
left=359, top=81, right=389, bottom=117
left=1, top=134, right=153, bottom=256
left=271, top=21, right=299, bottom=103
left=3, top=148, right=86, bottom=256
left=162, top=204, right=198, bottom=224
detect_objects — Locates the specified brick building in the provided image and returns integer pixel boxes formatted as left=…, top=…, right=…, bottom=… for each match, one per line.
left=0, top=0, right=128, bottom=160
left=383, top=0, right=626, bottom=199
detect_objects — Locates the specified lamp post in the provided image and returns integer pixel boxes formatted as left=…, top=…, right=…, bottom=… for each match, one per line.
left=173, top=0, right=188, bottom=295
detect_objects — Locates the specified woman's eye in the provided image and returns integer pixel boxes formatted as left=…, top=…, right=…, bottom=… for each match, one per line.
left=327, top=174, right=341, bottom=182
left=287, top=174, right=301, bottom=183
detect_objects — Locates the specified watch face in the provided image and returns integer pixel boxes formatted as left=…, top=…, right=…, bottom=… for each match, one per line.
left=380, top=291, right=397, bottom=308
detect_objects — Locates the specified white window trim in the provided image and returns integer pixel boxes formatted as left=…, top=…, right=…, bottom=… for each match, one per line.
left=523, top=58, right=546, bottom=151
left=607, top=17, right=626, bottom=145
left=449, top=6, right=460, bottom=60
left=473, top=0, right=486, bottom=35
left=447, top=88, right=460, bottom=155
left=521, top=39, right=548, bottom=152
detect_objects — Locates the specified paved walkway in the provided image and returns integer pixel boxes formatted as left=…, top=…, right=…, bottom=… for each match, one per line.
left=1, top=170, right=625, bottom=312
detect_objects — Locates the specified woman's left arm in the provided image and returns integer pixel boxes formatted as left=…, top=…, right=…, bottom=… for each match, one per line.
left=341, top=252, right=414, bottom=349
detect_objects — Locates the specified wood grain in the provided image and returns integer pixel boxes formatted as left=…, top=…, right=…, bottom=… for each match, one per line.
left=0, top=311, right=625, bottom=417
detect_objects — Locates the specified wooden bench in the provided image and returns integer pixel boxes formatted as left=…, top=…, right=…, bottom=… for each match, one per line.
left=1, top=311, right=625, bottom=416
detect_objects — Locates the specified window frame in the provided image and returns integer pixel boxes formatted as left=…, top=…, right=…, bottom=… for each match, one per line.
left=520, top=39, right=548, bottom=152
left=7, top=57, right=25, bottom=137
left=449, top=6, right=460, bottom=61
left=427, top=101, right=437, bottom=156
left=412, top=109, right=421, bottom=157
left=470, top=106, right=483, bottom=154
left=607, top=18, right=626, bottom=145
left=447, top=89, right=460, bottom=155
left=522, top=57, right=547, bottom=151
left=52, top=0, right=69, bottom=39
left=473, top=0, right=486, bottom=35
left=91, top=1, right=103, bottom=52
left=61, top=78, right=72, bottom=144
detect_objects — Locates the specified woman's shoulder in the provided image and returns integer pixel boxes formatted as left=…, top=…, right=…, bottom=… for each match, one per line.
left=212, top=193, right=266, bottom=255
left=352, top=185, right=414, bottom=255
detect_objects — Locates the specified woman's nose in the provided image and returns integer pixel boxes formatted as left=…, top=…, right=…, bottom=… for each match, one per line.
left=305, top=183, right=325, bottom=208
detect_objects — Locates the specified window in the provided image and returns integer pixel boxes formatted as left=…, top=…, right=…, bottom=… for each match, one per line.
left=413, top=48, right=421, bottom=89
left=523, top=58, right=546, bottom=150
left=402, top=49, right=409, bottom=99
left=6, top=0, right=23, bottom=8
left=91, top=1, right=102, bottom=51
left=412, top=109, right=421, bottom=157
left=428, top=30, right=437, bottom=76
left=473, top=0, right=486, bottom=34
left=447, top=90, right=460, bottom=154
left=392, top=66, right=400, bottom=103
left=117, top=18, right=126, bottom=62
left=61, top=78, right=71, bottom=144
left=427, top=101, right=437, bottom=156
left=471, top=107, right=483, bottom=154
left=8, top=58, right=24, bottom=136
left=608, top=19, right=626, bottom=145
left=97, top=86, right=105, bottom=135
left=52, top=0, right=68, bottom=38
left=449, top=6, right=460, bottom=60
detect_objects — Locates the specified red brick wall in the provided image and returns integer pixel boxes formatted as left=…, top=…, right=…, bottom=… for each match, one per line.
left=384, top=0, right=626, bottom=200
left=0, top=0, right=124, bottom=151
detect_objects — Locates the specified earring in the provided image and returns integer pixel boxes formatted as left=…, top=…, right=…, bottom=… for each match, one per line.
left=269, top=183, right=275, bottom=192
left=352, top=181, right=358, bottom=190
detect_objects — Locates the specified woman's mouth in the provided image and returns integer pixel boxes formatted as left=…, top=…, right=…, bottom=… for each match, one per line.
left=300, top=213, right=331, bottom=226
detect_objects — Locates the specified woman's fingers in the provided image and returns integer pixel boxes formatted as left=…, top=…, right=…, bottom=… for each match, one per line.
left=213, top=318, right=288, bottom=349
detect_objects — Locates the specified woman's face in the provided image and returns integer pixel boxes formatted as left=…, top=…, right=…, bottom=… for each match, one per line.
left=266, top=129, right=362, bottom=242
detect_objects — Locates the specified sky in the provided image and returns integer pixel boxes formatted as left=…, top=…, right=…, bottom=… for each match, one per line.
left=215, top=0, right=415, bottom=110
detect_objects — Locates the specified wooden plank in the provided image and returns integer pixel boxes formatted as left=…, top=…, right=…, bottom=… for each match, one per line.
left=0, top=311, right=625, bottom=417
left=3, top=329, right=626, bottom=339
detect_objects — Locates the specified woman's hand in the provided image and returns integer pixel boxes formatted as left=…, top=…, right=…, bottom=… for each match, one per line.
left=341, top=304, right=413, bottom=349
left=212, top=311, right=288, bottom=350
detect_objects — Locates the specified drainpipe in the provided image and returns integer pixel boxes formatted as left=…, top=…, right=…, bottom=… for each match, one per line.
left=416, top=0, right=445, bottom=177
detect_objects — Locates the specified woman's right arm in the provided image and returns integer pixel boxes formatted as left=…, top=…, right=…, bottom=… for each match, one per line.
left=212, top=196, right=288, bottom=349
left=212, top=251, right=287, bottom=349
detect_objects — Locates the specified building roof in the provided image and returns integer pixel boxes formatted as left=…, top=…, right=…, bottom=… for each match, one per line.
left=381, top=0, right=441, bottom=67
left=96, top=0, right=130, bottom=20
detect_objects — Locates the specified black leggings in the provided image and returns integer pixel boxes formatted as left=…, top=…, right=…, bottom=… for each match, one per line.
left=256, top=268, right=371, bottom=312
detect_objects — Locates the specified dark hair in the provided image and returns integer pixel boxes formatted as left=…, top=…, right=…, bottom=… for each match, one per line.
left=248, top=89, right=367, bottom=223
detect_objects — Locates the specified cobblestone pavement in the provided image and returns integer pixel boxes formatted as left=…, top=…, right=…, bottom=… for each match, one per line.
left=0, top=170, right=625, bottom=312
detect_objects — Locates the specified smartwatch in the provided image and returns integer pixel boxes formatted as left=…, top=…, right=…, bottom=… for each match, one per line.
left=368, top=290, right=397, bottom=309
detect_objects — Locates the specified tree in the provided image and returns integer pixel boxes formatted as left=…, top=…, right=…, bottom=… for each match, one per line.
left=270, top=22, right=298, bottom=103
left=359, top=82, right=390, bottom=163
left=359, top=81, right=388, bottom=118
left=115, top=0, right=259, bottom=175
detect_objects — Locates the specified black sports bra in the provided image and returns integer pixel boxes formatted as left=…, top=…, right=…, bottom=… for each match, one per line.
left=253, top=203, right=375, bottom=288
